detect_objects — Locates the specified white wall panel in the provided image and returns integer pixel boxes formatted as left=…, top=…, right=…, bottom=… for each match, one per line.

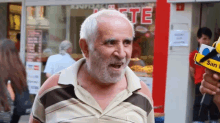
left=165, top=3, right=201, bottom=123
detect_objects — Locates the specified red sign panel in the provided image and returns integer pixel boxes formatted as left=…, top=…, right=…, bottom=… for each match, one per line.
left=34, top=65, right=39, bottom=70
left=176, top=3, right=184, bottom=11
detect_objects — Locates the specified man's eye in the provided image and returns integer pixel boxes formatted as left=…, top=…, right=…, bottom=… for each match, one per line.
left=124, top=40, right=132, bottom=45
left=105, top=41, right=116, bottom=45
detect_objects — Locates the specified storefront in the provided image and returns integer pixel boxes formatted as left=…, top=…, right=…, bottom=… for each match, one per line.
left=0, top=0, right=171, bottom=119
left=25, top=0, right=170, bottom=115
left=24, top=0, right=159, bottom=98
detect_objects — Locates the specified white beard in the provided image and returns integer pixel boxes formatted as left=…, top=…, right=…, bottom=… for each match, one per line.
left=86, top=50, right=130, bottom=84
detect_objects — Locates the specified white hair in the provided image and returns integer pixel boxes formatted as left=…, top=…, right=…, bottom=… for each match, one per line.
left=80, top=9, right=135, bottom=51
left=59, top=40, right=72, bottom=55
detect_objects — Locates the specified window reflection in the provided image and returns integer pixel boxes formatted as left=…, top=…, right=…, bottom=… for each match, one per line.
left=26, top=3, right=156, bottom=80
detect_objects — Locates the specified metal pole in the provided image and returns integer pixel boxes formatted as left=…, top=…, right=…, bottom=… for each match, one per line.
left=20, top=0, right=26, bottom=65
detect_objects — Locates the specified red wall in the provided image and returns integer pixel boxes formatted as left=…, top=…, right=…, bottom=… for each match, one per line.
left=152, top=0, right=170, bottom=113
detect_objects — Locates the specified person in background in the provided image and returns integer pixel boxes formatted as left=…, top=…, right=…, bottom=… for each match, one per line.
left=29, top=9, right=154, bottom=123
left=189, top=27, right=219, bottom=123
left=15, top=33, right=20, bottom=53
left=0, top=39, right=27, bottom=123
left=44, top=40, right=76, bottom=78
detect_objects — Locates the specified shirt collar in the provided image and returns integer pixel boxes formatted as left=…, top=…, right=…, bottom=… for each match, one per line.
left=58, top=58, right=141, bottom=92
left=60, top=53, right=71, bottom=57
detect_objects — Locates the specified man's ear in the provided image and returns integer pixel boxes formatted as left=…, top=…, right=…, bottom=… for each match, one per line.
left=79, top=39, right=89, bottom=58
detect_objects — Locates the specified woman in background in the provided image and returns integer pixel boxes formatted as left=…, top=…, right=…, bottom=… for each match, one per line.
left=0, top=39, right=27, bottom=123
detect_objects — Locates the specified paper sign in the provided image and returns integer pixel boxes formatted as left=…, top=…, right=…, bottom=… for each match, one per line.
left=139, top=77, right=153, bottom=93
left=26, top=30, right=42, bottom=62
left=26, top=62, right=42, bottom=94
left=170, top=30, right=189, bottom=46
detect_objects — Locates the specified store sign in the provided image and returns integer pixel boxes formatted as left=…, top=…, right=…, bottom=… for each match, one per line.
left=71, top=3, right=154, bottom=9
left=71, top=3, right=154, bottom=24
left=176, top=3, right=185, bottom=11
left=94, top=6, right=153, bottom=24
left=26, top=62, right=42, bottom=94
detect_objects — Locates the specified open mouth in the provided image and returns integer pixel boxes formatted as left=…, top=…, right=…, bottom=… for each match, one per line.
left=109, top=63, right=124, bottom=69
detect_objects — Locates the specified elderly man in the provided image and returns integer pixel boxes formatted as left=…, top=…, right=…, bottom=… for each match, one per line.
left=44, top=40, right=76, bottom=78
left=29, top=9, right=154, bottom=123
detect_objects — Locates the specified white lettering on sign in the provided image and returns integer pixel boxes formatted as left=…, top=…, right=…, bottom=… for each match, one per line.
left=71, top=3, right=154, bottom=9
left=70, top=3, right=155, bottom=25
left=94, top=7, right=153, bottom=25
left=70, top=3, right=154, bottom=25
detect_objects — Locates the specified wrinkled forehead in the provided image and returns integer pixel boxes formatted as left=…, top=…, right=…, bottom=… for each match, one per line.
left=97, top=15, right=131, bottom=26
left=97, top=16, right=132, bottom=34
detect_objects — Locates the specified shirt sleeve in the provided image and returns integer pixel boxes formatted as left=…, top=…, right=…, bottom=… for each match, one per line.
left=44, top=56, right=54, bottom=75
left=147, top=105, right=155, bottom=123
left=189, top=51, right=196, bottom=68
left=31, top=93, right=45, bottom=122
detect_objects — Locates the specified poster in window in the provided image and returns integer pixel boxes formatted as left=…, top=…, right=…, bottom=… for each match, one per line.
left=26, top=30, right=42, bottom=62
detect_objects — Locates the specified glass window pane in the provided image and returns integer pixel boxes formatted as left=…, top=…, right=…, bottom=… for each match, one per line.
left=26, top=2, right=156, bottom=87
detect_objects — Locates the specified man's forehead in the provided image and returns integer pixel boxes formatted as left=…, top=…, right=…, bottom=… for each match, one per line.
left=97, top=15, right=127, bottom=23
left=97, top=18, right=132, bottom=31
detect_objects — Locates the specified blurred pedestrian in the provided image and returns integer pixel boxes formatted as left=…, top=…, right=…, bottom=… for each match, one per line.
left=15, top=33, right=20, bottom=53
left=44, top=40, right=76, bottom=78
left=0, top=39, right=27, bottom=123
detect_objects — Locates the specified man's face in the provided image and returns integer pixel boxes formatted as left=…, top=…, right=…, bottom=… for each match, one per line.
left=86, top=16, right=133, bottom=84
left=67, top=47, right=73, bottom=54
left=198, top=34, right=211, bottom=46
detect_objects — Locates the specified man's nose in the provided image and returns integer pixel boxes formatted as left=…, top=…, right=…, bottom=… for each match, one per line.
left=113, top=43, right=126, bottom=59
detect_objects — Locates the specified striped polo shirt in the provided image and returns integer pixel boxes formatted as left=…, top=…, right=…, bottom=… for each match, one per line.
left=31, top=58, right=155, bottom=123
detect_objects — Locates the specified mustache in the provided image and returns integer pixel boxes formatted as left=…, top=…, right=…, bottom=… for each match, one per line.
left=109, top=58, right=129, bottom=65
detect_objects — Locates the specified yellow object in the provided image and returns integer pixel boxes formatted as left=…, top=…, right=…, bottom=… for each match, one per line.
left=215, top=37, right=220, bottom=53
left=130, top=58, right=141, bottom=61
left=212, top=41, right=217, bottom=47
left=194, top=53, right=220, bottom=73
left=130, top=65, right=153, bottom=73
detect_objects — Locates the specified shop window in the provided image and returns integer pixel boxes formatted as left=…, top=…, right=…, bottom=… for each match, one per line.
left=25, top=3, right=156, bottom=89
left=7, top=3, right=21, bottom=42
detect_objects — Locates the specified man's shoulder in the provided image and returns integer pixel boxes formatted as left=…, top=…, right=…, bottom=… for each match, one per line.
left=37, top=74, right=61, bottom=97
left=124, top=81, right=153, bottom=115
left=48, top=54, right=62, bottom=60
left=136, top=81, right=153, bottom=103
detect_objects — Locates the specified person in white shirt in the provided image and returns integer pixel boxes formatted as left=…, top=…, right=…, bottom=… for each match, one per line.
left=44, top=40, right=76, bottom=78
